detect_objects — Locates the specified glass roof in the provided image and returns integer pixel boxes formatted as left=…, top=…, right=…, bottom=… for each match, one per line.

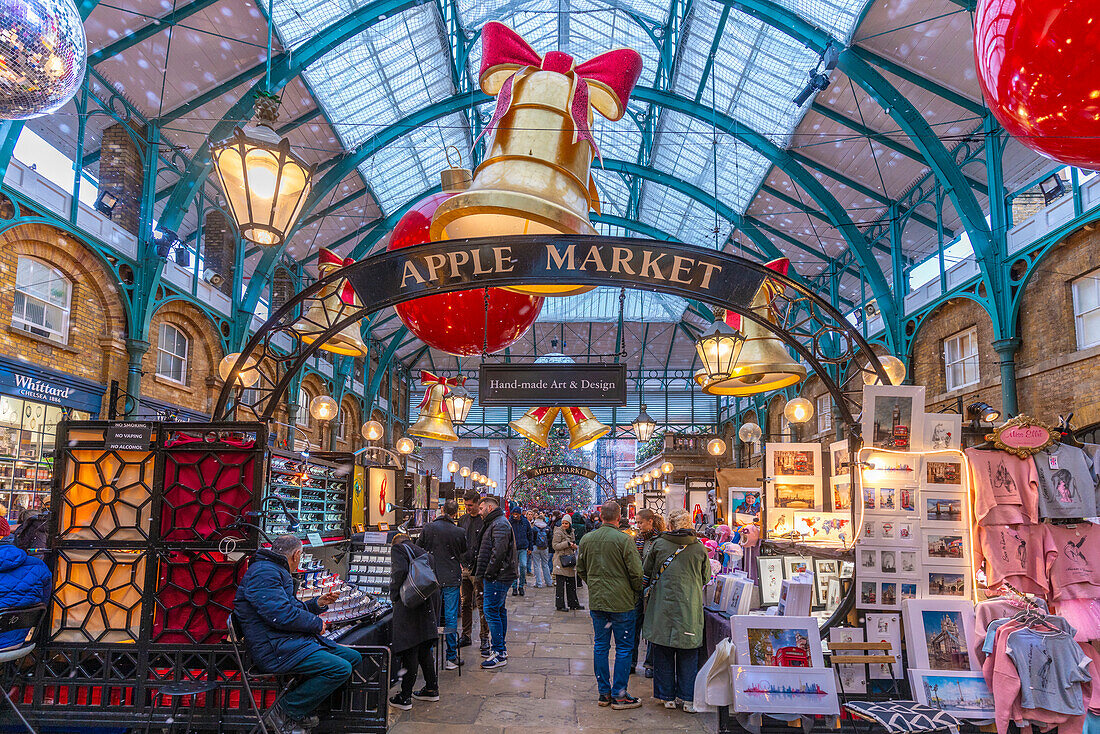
left=538, top=287, right=687, bottom=323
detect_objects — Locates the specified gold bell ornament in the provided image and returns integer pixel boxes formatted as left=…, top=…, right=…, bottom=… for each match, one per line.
left=430, top=22, right=643, bottom=297
left=698, top=258, right=805, bottom=396
left=293, top=248, right=369, bottom=356
left=509, top=406, right=561, bottom=448
left=407, top=371, right=463, bottom=442
left=562, top=406, right=611, bottom=449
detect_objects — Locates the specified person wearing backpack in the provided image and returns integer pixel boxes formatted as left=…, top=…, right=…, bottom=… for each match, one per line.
left=641, top=510, right=710, bottom=712
left=389, top=533, right=441, bottom=710
left=530, top=514, right=551, bottom=589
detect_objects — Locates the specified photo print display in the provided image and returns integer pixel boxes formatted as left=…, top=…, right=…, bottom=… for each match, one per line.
left=830, top=440, right=851, bottom=480
left=783, top=555, right=812, bottom=578
left=813, top=558, right=840, bottom=605
left=909, top=670, right=994, bottom=719
left=729, top=488, right=762, bottom=517
left=766, top=444, right=822, bottom=538
left=731, top=666, right=840, bottom=716
left=829, top=627, right=867, bottom=694
left=864, top=612, right=903, bottom=679
left=758, top=556, right=784, bottom=605
left=831, top=481, right=852, bottom=512
left=859, top=576, right=908, bottom=610
left=921, top=491, right=966, bottom=527
left=861, top=519, right=918, bottom=546
left=922, top=568, right=971, bottom=599
left=793, top=511, right=850, bottom=544
left=925, top=459, right=964, bottom=486
left=902, top=599, right=977, bottom=672
left=773, top=483, right=818, bottom=509
left=730, top=616, right=825, bottom=668
left=862, top=385, right=926, bottom=451
left=863, top=451, right=919, bottom=483
left=922, top=530, right=968, bottom=564
left=922, top=415, right=962, bottom=452
left=772, top=448, right=817, bottom=477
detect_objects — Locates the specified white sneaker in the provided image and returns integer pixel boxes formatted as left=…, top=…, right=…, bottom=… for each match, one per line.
left=682, top=702, right=697, bottom=713
left=663, top=700, right=678, bottom=709
left=443, top=659, right=461, bottom=670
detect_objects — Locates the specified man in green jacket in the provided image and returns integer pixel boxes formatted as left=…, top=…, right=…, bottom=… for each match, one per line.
left=577, top=501, right=644, bottom=710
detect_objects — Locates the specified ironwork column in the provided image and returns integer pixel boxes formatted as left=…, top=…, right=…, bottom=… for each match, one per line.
left=992, top=337, right=1021, bottom=418
left=124, top=339, right=149, bottom=417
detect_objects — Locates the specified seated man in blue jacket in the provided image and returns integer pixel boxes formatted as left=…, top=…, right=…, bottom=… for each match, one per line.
left=0, top=544, right=50, bottom=649
left=234, top=535, right=361, bottom=733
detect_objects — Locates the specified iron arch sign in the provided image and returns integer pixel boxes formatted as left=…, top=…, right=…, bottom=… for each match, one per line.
left=507, top=463, right=616, bottom=504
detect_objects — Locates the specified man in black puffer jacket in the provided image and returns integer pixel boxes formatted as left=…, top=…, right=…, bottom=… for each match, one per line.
left=235, top=535, right=361, bottom=733
left=473, top=495, right=517, bottom=669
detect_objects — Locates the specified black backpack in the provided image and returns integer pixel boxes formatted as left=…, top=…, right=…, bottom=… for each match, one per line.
left=13, top=510, right=49, bottom=551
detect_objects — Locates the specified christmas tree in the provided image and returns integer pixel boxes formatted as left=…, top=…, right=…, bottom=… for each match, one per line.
left=512, top=429, right=595, bottom=511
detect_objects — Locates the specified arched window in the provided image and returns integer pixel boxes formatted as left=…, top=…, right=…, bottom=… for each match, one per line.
left=296, top=390, right=311, bottom=427
left=156, top=324, right=189, bottom=384
left=472, top=457, right=488, bottom=476
left=13, top=256, right=71, bottom=343
left=336, top=410, right=347, bottom=441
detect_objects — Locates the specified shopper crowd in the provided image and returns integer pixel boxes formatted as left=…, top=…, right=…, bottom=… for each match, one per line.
left=388, top=490, right=711, bottom=717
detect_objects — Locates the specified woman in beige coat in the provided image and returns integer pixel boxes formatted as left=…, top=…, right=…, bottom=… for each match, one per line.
left=552, top=515, right=582, bottom=611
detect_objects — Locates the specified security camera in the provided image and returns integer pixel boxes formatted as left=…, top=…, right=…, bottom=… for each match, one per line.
left=203, top=268, right=225, bottom=287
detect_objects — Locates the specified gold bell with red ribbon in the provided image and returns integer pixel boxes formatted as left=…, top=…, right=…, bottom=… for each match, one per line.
left=698, top=258, right=805, bottom=396
left=294, top=248, right=369, bottom=357
left=509, top=406, right=561, bottom=448
left=430, top=22, right=643, bottom=298
left=562, top=406, right=611, bottom=449
left=408, top=372, right=462, bottom=442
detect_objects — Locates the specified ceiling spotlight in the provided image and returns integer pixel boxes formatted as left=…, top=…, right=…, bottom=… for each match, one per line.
left=203, top=268, right=225, bottom=287
left=967, top=401, right=1001, bottom=424
left=153, top=228, right=181, bottom=259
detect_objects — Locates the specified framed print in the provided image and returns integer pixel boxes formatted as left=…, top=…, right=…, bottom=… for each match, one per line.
left=830, top=440, right=852, bottom=480
left=825, top=577, right=842, bottom=611
left=840, top=561, right=854, bottom=578
left=831, top=480, right=852, bottom=512
left=925, top=458, right=964, bottom=486
left=900, top=580, right=919, bottom=603
left=922, top=529, right=968, bottom=564
left=729, top=488, right=762, bottom=517
left=922, top=566, right=971, bottom=599
left=858, top=547, right=878, bottom=572
left=768, top=443, right=822, bottom=479
left=921, top=490, right=966, bottom=526
left=829, top=627, right=867, bottom=694
left=758, top=556, right=784, bottom=605
left=793, top=511, right=851, bottom=544
left=909, top=669, right=993, bottom=719
left=863, top=451, right=919, bottom=483
left=899, top=549, right=919, bottom=574
left=864, top=612, right=903, bottom=679
left=732, top=665, right=839, bottom=716
left=901, top=598, right=977, bottom=671
left=730, top=615, right=825, bottom=668
left=898, top=486, right=917, bottom=513
left=922, top=414, right=962, bottom=452
left=859, top=576, right=901, bottom=610
left=773, top=482, right=819, bottom=511
left=896, top=519, right=918, bottom=545
left=783, top=555, right=812, bottom=578
left=862, top=385, right=926, bottom=451
left=813, top=558, right=839, bottom=604
left=769, top=510, right=794, bottom=536
left=858, top=579, right=878, bottom=607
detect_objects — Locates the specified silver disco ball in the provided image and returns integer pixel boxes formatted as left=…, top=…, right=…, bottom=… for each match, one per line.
left=0, top=0, right=86, bottom=120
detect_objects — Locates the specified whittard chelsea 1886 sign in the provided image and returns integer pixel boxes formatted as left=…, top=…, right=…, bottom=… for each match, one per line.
left=479, top=364, right=626, bottom=406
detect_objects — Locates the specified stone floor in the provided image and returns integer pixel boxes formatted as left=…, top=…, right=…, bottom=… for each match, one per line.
left=388, top=578, right=719, bottom=733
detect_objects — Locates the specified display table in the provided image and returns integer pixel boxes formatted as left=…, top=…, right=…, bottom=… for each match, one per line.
left=704, top=607, right=731, bottom=658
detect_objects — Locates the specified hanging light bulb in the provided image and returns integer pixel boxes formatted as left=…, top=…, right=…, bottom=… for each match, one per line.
left=395, top=437, right=415, bottom=455
left=460, top=466, right=471, bottom=478
left=218, top=353, right=260, bottom=387
left=631, top=405, right=657, bottom=443
left=210, top=93, right=314, bottom=247
left=707, top=437, right=727, bottom=457
left=447, top=460, right=460, bottom=474
left=661, top=461, right=674, bottom=475
left=863, top=355, right=907, bottom=386
left=361, top=420, right=384, bottom=441
left=783, top=397, right=814, bottom=425
left=738, top=422, right=762, bottom=444
left=309, top=395, right=338, bottom=422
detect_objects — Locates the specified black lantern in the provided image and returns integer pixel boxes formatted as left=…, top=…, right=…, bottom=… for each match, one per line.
left=444, top=384, right=473, bottom=425
left=632, top=404, right=657, bottom=442
left=695, top=319, right=745, bottom=380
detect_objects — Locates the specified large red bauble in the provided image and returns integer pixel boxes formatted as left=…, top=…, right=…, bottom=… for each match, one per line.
left=975, top=0, right=1100, bottom=168
left=389, top=192, right=543, bottom=357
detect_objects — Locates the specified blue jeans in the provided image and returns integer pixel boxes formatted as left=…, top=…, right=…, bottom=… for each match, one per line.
left=651, top=643, right=700, bottom=703
left=531, top=547, right=551, bottom=587
left=282, top=644, right=362, bottom=718
left=512, top=550, right=528, bottom=591
left=591, top=609, right=636, bottom=698
left=441, top=586, right=460, bottom=661
left=527, top=549, right=534, bottom=575
left=482, top=580, right=509, bottom=655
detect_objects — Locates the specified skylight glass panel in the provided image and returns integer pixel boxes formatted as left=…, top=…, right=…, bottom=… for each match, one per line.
left=770, top=0, right=872, bottom=42
left=639, top=182, right=730, bottom=249
left=358, top=112, right=471, bottom=213
left=538, top=288, right=686, bottom=323
left=458, top=0, right=667, bottom=33
left=593, top=169, right=632, bottom=218
left=269, top=0, right=365, bottom=49
left=594, top=104, right=643, bottom=167
left=298, top=4, right=455, bottom=151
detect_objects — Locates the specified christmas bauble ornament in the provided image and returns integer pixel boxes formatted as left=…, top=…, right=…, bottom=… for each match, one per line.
left=974, top=0, right=1100, bottom=168
left=0, top=0, right=86, bottom=120
left=390, top=192, right=543, bottom=356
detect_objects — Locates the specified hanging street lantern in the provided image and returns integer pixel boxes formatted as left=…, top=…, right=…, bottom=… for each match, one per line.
left=395, top=437, right=415, bottom=455
left=210, top=92, right=314, bottom=248
left=631, top=404, right=657, bottom=443
left=361, top=420, right=384, bottom=441
left=444, top=384, right=474, bottom=425
left=695, top=319, right=745, bottom=381
left=784, top=397, right=814, bottom=425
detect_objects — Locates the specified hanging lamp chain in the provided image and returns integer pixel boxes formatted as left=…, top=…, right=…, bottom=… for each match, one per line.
left=482, top=287, right=490, bottom=359
left=618, top=287, right=627, bottom=357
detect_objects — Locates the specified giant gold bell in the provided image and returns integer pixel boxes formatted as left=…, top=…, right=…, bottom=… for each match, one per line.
left=430, top=71, right=597, bottom=297
left=699, top=289, right=805, bottom=396
left=408, top=383, right=458, bottom=442
left=293, top=258, right=368, bottom=357
left=562, top=406, right=611, bottom=449
left=509, top=406, right=560, bottom=448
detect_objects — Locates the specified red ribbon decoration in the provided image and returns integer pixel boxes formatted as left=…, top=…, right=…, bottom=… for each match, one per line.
left=317, top=248, right=358, bottom=306
left=417, top=371, right=465, bottom=411
left=476, top=22, right=643, bottom=164
left=725, top=257, right=790, bottom=330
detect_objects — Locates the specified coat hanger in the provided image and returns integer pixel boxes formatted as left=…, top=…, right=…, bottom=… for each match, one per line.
left=1058, top=413, right=1084, bottom=448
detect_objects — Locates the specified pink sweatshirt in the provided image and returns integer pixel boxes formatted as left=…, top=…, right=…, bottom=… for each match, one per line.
left=967, top=449, right=1039, bottom=526
left=1043, top=523, right=1100, bottom=601
left=976, top=524, right=1048, bottom=597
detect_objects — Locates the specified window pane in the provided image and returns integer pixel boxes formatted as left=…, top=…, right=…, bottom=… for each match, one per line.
left=1080, top=311, right=1100, bottom=347
left=1075, top=278, right=1100, bottom=312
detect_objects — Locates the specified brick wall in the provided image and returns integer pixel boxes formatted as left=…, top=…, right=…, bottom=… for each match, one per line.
left=0, top=223, right=128, bottom=412
left=143, top=301, right=223, bottom=417
left=202, top=210, right=235, bottom=298
left=909, top=296, right=1002, bottom=414
left=97, top=123, right=145, bottom=236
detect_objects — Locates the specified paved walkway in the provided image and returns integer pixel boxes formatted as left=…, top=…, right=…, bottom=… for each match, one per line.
left=388, top=580, right=719, bottom=733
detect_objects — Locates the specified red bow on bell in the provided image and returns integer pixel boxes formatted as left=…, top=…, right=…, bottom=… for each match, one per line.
left=317, top=248, right=358, bottom=306
left=417, top=371, right=464, bottom=410
left=725, top=257, right=790, bottom=329
left=477, top=21, right=644, bottom=163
